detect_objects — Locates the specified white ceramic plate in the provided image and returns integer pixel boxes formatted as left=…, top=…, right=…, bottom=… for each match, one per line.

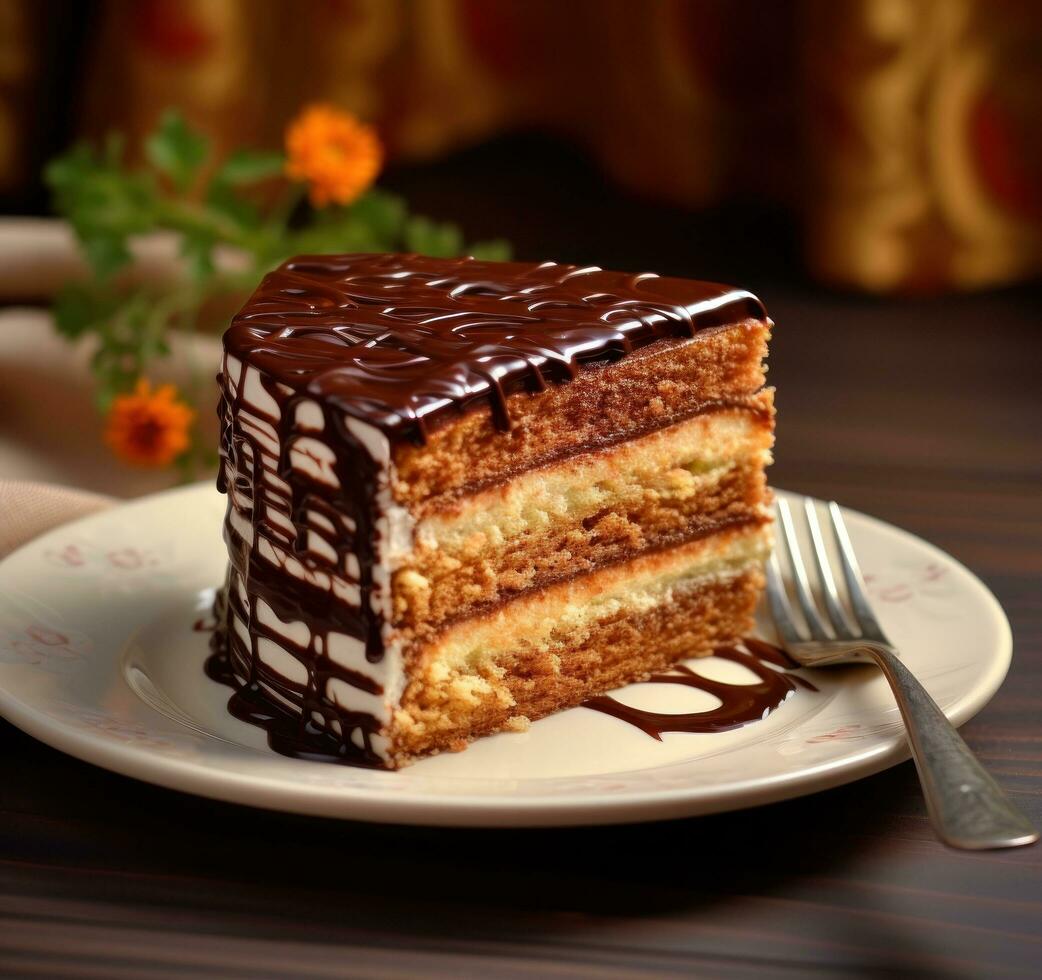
left=0, top=484, right=1011, bottom=827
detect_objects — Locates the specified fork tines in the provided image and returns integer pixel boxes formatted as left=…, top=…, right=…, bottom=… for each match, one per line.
left=767, top=496, right=886, bottom=646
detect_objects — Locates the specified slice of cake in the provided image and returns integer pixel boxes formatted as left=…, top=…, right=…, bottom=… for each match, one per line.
left=209, top=253, right=774, bottom=768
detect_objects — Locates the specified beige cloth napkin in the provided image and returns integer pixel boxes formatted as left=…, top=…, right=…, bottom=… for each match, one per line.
left=0, top=479, right=113, bottom=560
left=0, top=218, right=248, bottom=302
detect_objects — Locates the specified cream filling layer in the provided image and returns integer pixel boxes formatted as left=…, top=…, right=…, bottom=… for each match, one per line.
left=410, top=409, right=772, bottom=561
left=414, top=523, right=771, bottom=690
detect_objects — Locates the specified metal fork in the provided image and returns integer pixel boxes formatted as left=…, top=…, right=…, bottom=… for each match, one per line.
left=766, top=496, right=1037, bottom=850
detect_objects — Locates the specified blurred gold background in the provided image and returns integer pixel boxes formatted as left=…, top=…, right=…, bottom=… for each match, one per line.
left=1, top=0, right=1040, bottom=294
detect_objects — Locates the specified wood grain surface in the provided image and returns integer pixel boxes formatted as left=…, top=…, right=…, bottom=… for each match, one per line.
left=2, top=139, right=1040, bottom=978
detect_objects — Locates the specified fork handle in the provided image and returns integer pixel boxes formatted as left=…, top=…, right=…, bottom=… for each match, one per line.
left=862, top=643, right=1037, bottom=850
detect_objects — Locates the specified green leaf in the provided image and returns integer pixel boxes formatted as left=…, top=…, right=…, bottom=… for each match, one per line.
left=180, top=229, right=216, bottom=281
left=214, top=149, right=284, bottom=185
left=91, top=344, right=135, bottom=411
left=44, top=144, right=95, bottom=200
left=467, top=238, right=512, bottom=261
left=403, top=215, right=464, bottom=257
left=146, top=110, right=209, bottom=191
left=52, top=284, right=106, bottom=339
left=46, top=140, right=157, bottom=280
left=205, top=179, right=261, bottom=232
left=94, top=384, right=116, bottom=414
left=347, top=189, right=407, bottom=243
left=83, top=234, right=132, bottom=280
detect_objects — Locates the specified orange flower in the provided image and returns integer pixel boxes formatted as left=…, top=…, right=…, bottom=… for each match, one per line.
left=284, top=104, right=382, bottom=208
left=105, top=380, right=194, bottom=467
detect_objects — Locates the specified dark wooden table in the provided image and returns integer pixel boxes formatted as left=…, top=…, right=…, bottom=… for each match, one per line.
left=2, top=141, right=1040, bottom=977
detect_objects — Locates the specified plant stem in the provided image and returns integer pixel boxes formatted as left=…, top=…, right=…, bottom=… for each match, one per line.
left=153, top=197, right=267, bottom=254
left=265, top=184, right=305, bottom=241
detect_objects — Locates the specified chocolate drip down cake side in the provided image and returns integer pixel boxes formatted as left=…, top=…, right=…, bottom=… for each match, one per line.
left=209, top=253, right=775, bottom=768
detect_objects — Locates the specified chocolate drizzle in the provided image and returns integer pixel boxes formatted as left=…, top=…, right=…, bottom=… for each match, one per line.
left=208, top=253, right=770, bottom=768
left=205, top=613, right=383, bottom=768
left=209, top=332, right=391, bottom=766
left=583, top=639, right=817, bottom=738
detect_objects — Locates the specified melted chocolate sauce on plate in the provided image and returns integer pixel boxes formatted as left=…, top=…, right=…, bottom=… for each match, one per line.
left=582, top=639, right=817, bottom=740
left=204, top=642, right=383, bottom=768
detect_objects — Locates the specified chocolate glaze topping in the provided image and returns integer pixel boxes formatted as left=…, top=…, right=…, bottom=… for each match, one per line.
left=225, top=253, right=767, bottom=443
left=209, top=253, right=770, bottom=768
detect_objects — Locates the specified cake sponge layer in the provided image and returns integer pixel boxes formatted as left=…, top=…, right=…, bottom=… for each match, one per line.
left=390, top=522, right=770, bottom=763
left=392, top=319, right=770, bottom=507
left=392, top=567, right=765, bottom=763
left=393, top=397, right=773, bottom=631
